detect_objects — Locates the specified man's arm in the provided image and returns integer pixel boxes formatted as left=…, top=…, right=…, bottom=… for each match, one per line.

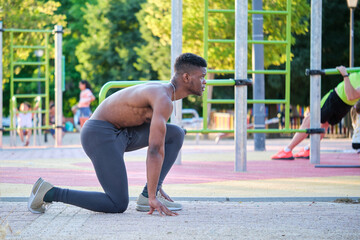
left=146, top=96, right=177, bottom=216
left=337, top=66, right=360, bottom=101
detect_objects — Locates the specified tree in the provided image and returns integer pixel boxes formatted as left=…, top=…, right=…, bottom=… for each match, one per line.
left=0, top=0, right=66, bottom=116
left=75, top=0, right=157, bottom=96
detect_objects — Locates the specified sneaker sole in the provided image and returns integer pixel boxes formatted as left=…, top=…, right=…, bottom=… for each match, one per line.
left=135, top=205, right=182, bottom=212
left=294, top=156, right=309, bottom=159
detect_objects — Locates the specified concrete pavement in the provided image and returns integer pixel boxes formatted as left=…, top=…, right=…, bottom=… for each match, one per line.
left=0, top=134, right=360, bottom=239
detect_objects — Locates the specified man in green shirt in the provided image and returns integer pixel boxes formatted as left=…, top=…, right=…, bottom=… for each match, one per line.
left=272, top=66, right=360, bottom=160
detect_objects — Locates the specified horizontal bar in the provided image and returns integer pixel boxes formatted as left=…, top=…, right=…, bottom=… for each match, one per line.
left=248, top=40, right=287, bottom=45
left=17, top=110, right=47, bottom=114
left=248, top=70, right=287, bottom=74
left=208, top=9, right=288, bottom=15
left=13, top=45, right=46, bottom=49
left=208, top=39, right=234, bottom=43
left=207, top=99, right=234, bottom=104
left=13, top=94, right=47, bottom=98
left=248, top=10, right=288, bottom=15
left=206, top=99, right=287, bottom=105
left=323, top=67, right=360, bottom=75
left=13, top=78, right=46, bottom=82
left=186, top=129, right=308, bottom=134
left=208, top=69, right=287, bottom=74
left=13, top=62, right=46, bottom=66
left=208, top=39, right=287, bottom=45
left=206, top=79, right=235, bottom=86
left=99, top=80, right=168, bottom=102
left=3, top=125, right=54, bottom=131
left=208, top=9, right=235, bottom=13
left=4, top=29, right=52, bottom=33
left=247, top=99, right=287, bottom=104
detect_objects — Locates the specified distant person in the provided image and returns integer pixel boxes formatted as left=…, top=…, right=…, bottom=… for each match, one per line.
left=272, top=66, right=360, bottom=160
left=351, top=100, right=360, bottom=153
left=72, top=80, right=95, bottom=130
left=16, top=102, right=33, bottom=146
left=28, top=53, right=207, bottom=216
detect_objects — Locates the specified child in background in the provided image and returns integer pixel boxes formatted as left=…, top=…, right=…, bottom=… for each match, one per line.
left=73, top=80, right=95, bottom=130
left=17, top=102, right=33, bottom=146
left=351, top=100, right=360, bottom=153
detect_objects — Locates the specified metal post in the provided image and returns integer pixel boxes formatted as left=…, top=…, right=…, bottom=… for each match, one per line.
left=54, top=25, right=63, bottom=147
left=0, top=22, right=3, bottom=148
left=171, top=0, right=183, bottom=164
left=235, top=0, right=248, bottom=172
left=350, top=8, right=354, bottom=68
left=309, top=0, right=322, bottom=164
left=252, top=0, right=265, bottom=151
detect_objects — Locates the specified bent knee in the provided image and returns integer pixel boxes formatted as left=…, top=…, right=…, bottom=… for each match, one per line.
left=110, top=201, right=129, bottom=213
left=168, top=124, right=185, bottom=141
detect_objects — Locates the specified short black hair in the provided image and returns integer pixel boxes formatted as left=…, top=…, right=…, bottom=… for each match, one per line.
left=174, top=53, right=207, bottom=74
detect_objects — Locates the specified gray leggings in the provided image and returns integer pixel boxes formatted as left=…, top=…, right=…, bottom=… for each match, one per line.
left=52, top=119, right=185, bottom=213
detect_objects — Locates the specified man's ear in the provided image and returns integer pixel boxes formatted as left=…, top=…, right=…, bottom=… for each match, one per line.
left=182, top=72, right=190, bottom=83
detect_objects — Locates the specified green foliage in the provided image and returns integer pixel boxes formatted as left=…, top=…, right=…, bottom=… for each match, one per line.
left=0, top=0, right=66, bottom=116
left=75, top=0, right=157, bottom=96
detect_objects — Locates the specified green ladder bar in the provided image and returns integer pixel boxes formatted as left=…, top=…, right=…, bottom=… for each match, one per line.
left=8, top=29, right=51, bottom=133
left=203, top=0, right=292, bottom=133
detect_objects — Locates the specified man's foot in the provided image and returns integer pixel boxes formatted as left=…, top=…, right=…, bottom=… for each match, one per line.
left=136, top=193, right=182, bottom=212
left=293, top=148, right=310, bottom=159
left=28, top=178, right=54, bottom=214
left=271, top=149, right=294, bottom=160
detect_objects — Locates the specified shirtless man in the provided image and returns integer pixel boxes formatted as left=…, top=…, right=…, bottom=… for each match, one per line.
left=28, top=53, right=207, bottom=216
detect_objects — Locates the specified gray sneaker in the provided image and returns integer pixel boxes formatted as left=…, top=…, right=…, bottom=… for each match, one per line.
left=136, top=193, right=182, bottom=212
left=28, top=178, right=54, bottom=214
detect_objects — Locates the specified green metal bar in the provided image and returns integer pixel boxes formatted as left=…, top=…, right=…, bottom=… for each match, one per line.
left=208, top=9, right=235, bottom=13
left=13, top=61, right=46, bottom=66
left=18, top=110, right=47, bottom=114
left=248, top=40, right=287, bottom=44
left=3, top=125, right=54, bottom=131
left=208, top=69, right=287, bottom=74
left=208, top=39, right=287, bottom=44
left=13, top=78, right=46, bottom=82
left=4, top=29, right=53, bottom=33
left=323, top=67, right=360, bottom=75
left=207, top=99, right=287, bottom=104
left=248, top=10, right=288, bottom=15
left=207, top=99, right=234, bottom=104
left=45, top=33, right=50, bottom=126
left=186, top=128, right=309, bottom=134
left=99, top=81, right=168, bottom=103
left=284, top=0, right=292, bottom=130
left=206, top=79, right=235, bottom=86
left=14, top=94, right=47, bottom=98
left=13, top=45, right=46, bottom=49
left=248, top=70, right=287, bottom=74
left=208, top=39, right=234, bottom=43
left=248, top=99, right=287, bottom=104
left=10, top=32, right=14, bottom=129
left=203, top=0, right=209, bottom=132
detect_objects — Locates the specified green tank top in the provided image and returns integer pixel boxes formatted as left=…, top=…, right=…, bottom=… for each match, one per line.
left=336, top=72, right=360, bottom=106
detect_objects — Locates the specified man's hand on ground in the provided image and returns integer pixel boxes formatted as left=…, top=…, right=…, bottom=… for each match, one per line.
left=147, top=197, right=178, bottom=216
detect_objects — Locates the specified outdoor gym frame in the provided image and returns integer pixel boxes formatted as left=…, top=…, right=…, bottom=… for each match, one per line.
left=0, top=23, right=64, bottom=148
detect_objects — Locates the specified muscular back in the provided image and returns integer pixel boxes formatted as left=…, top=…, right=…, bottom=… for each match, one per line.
left=91, top=83, right=173, bottom=129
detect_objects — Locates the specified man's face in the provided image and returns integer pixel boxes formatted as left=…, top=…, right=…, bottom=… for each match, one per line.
left=188, top=67, right=207, bottom=96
